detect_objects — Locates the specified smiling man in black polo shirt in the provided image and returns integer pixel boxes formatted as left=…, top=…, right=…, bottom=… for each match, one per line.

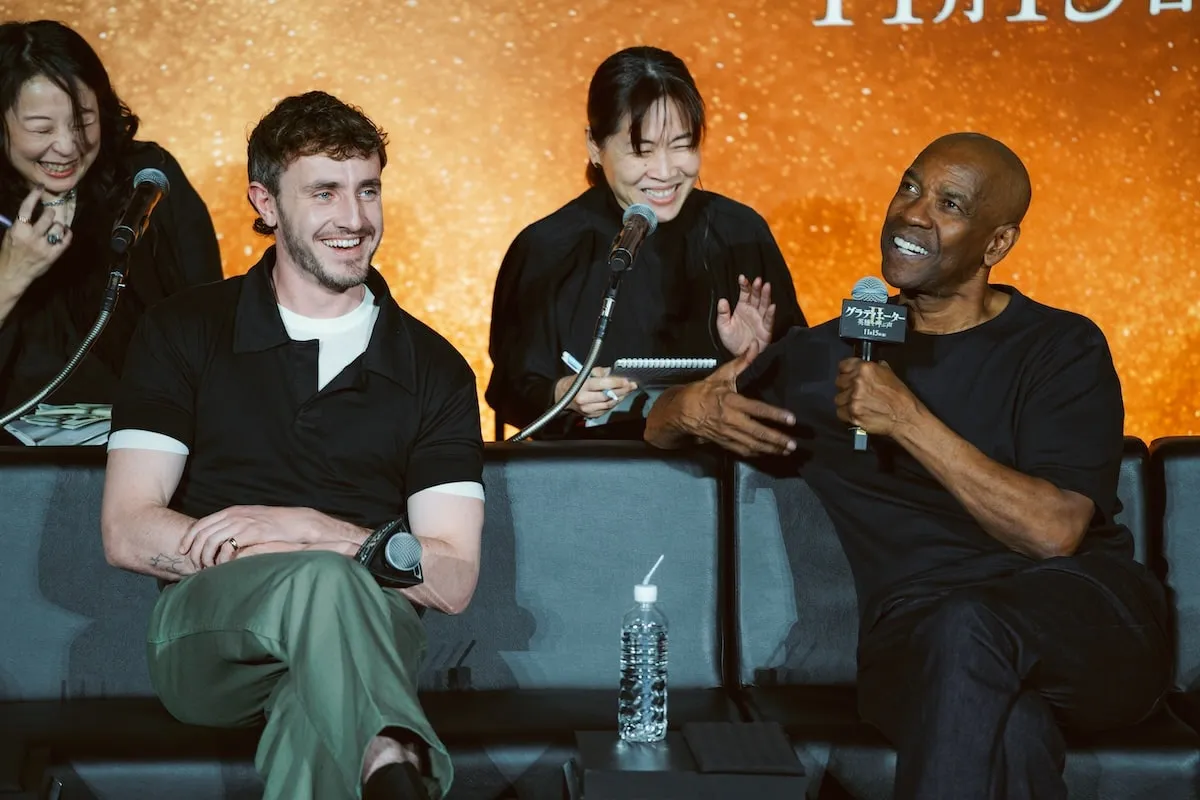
left=645, top=133, right=1170, bottom=799
left=99, top=92, right=482, bottom=800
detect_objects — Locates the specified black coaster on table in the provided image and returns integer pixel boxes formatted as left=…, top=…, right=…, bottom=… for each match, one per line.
left=683, top=721, right=805, bottom=775
left=570, top=728, right=806, bottom=799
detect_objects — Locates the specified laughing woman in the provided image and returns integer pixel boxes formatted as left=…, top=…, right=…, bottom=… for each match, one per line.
left=0, top=20, right=221, bottom=426
left=486, top=45, right=806, bottom=439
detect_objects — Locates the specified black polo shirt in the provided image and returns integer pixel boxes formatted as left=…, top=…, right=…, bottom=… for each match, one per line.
left=111, top=247, right=483, bottom=528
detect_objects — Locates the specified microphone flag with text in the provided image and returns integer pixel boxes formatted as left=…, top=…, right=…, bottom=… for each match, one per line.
left=839, top=276, right=908, bottom=452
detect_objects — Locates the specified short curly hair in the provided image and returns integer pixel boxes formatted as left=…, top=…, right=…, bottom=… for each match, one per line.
left=246, top=91, right=388, bottom=236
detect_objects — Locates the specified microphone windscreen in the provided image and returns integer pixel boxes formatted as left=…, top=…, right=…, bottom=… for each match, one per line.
left=851, top=276, right=888, bottom=303
left=133, top=168, right=171, bottom=197
left=385, top=533, right=422, bottom=570
left=623, top=203, right=658, bottom=235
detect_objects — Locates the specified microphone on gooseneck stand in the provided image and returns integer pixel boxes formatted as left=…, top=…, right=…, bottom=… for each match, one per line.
left=102, top=168, right=171, bottom=315
left=509, top=204, right=659, bottom=441
left=111, top=168, right=171, bottom=255
left=839, top=276, right=909, bottom=452
left=0, top=168, right=174, bottom=428
left=607, top=204, right=658, bottom=272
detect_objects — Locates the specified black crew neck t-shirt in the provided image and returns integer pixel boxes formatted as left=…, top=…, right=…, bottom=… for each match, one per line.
left=739, top=286, right=1136, bottom=625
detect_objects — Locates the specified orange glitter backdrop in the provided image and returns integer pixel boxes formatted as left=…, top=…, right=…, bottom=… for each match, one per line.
left=9, top=0, right=1197, bottom=441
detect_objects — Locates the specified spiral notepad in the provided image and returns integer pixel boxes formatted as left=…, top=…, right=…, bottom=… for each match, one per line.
left=610, top=357, right=718, bottom=387
left=613, top=357, right=717, bottom=370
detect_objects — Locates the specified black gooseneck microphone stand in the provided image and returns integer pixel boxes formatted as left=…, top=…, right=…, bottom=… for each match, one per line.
left=508, top=203, right=657, bottom=442
left=0, top=253, right=132, bottom=428
left=508, top=268, right=625, bottom=442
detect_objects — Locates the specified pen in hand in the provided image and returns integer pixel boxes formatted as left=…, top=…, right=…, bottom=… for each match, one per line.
left=561, top=351, right=620, bottom=402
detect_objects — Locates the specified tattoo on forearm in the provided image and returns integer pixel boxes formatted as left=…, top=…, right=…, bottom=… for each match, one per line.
left=149, top=553, right=191, bottom=576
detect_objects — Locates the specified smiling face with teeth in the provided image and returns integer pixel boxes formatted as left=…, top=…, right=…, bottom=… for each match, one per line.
left=251, top=153, right=384, bottom=295
left=4, top=75, right=101, bottom=198
left=587, top=98, right=701, bottom=224
left=880, top=135, right=1028, bottom=297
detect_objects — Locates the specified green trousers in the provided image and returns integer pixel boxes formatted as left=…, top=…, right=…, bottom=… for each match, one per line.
left=146, top=550, right=450, bottom=800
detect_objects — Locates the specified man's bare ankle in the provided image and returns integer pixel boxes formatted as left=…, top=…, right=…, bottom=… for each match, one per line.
left=363, top=760, right=428, bottom=800
left=362, top=731, right=426, bottom=782
left=397, top=741, right=421, bottom=768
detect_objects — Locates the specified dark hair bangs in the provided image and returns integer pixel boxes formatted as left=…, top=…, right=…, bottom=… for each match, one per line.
left=625, top=76, right=706, bottom=153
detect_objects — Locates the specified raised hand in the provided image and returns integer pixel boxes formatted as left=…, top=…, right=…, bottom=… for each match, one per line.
left=716, top=274, right=776, bottom=357
left=0, top=185, right=73, bottom=297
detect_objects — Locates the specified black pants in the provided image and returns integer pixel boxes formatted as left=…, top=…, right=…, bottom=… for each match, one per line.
left=857, top=554, right=1170, bottom=800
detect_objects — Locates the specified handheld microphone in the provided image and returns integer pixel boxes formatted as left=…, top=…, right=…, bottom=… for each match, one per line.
left=384, top=531, right=424, bottom=584
left=607, top=203, right=658, bottom=271
left=356, top=517, right=425, bottom=588
left=839, top=276, right=908, bottom=452
left=110, top=168, right=170, bottom=255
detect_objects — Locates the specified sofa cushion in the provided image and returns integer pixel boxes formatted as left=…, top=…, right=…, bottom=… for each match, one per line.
left=1151, top=437, right=1200, bottom=690
left=1, top=443, right=727, bottom=701
left=732, top=437, right=1157, bottom=689
left=421, top=441, right=726, bottom=692
left=731, top=438, right=1190, bottom=797
left=1, top=440, right=734, bottom=799
left=0, top=448, right=157, bottom=702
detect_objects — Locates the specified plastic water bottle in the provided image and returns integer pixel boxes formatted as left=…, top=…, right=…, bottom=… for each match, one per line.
left=619, top=555, right=668, bottom=743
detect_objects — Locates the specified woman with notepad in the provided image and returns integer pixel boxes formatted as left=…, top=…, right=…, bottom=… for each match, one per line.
left=487, top=46, right=807, bottom=439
